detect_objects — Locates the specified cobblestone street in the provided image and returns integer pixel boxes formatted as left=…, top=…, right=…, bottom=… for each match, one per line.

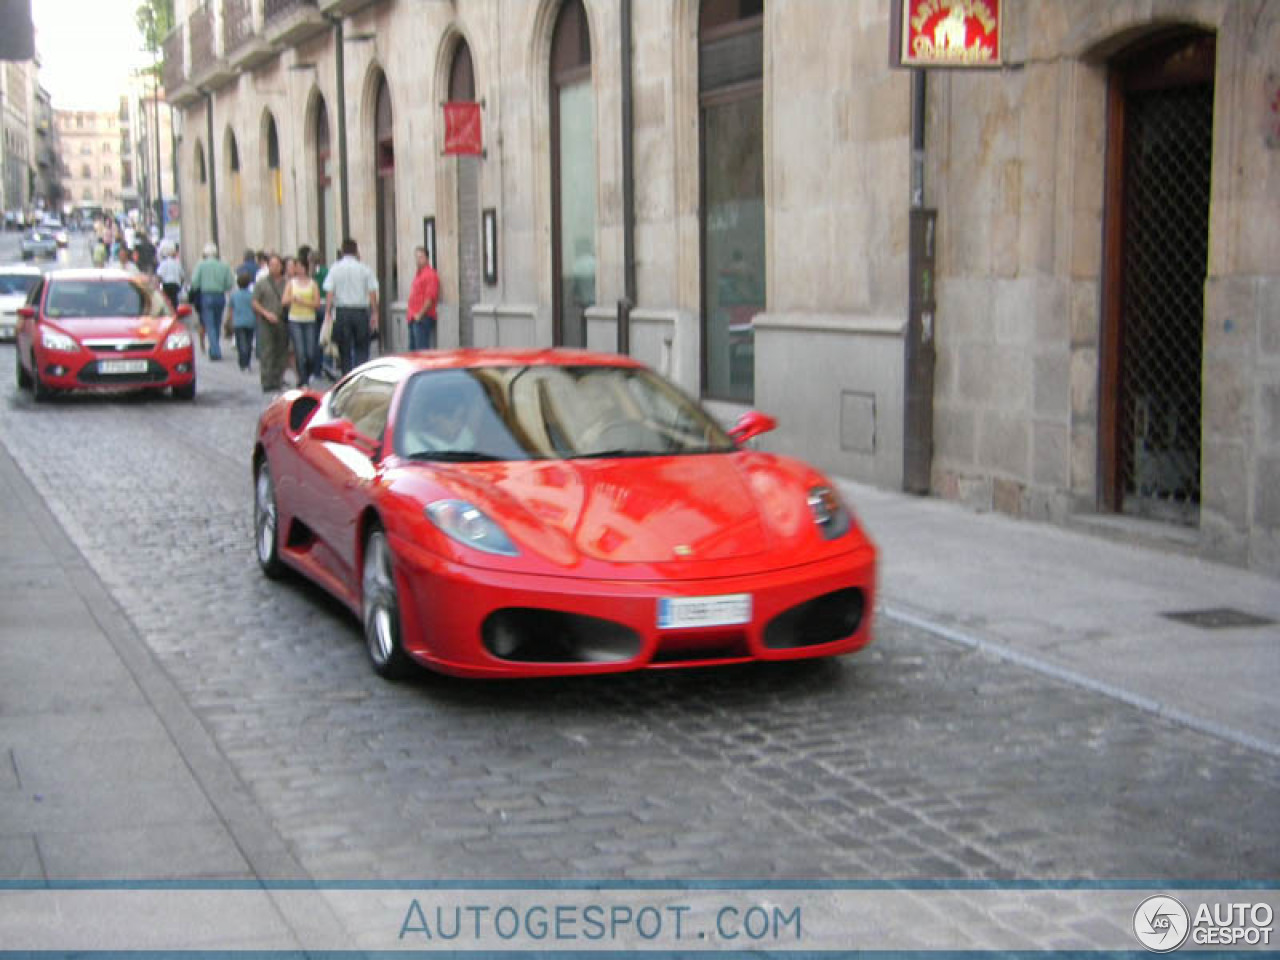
left=2, top=329, right=1277, bottom=885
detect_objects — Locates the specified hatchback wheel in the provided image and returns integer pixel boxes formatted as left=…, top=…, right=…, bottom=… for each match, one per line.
left=362, top=527, right=413, bottom=680
left=15, top=349, right=31, bottom=389
left=253, top=461, right=284, bottom=578
left=31, top=357, right=52, bottom=402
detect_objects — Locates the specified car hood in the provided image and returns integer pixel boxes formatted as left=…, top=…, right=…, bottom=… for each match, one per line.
left=45, top=315, right=176, bottom=341
left=392, top=451, right=838, bottom=570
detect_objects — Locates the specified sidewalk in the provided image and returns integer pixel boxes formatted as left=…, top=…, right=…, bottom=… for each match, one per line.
left=837, top=478, right=1280, bottom=758
left=0, top=442, right=356, bottom=947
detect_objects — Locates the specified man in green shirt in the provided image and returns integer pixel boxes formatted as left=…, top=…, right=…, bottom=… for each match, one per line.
left=252, top=254, right=289, bottom=393
left=189, top=243, right=234, bottom=361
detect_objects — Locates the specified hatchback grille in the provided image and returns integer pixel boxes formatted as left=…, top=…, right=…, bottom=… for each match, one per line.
left=84, top=340, right=157, bottom=353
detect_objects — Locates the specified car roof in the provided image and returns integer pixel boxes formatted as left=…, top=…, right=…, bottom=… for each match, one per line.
left=386, top=348, right=647, bottom=373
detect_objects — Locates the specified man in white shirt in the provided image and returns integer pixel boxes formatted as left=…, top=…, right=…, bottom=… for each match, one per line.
left=156, top=244, right=184, bottom=309
left=322, top=238, right=379, bottom=375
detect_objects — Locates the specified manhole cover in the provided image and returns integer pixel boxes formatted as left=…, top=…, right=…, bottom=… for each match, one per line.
left=1161, top=607, right=1277, bottom=630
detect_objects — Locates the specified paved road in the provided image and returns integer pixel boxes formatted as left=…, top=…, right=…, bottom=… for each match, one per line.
left=0, top=245, right=1277, bottom=883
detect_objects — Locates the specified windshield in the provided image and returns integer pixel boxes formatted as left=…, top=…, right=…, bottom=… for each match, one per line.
left=395, top=365, right=736, bottom=462
left=44, top=280, right=172, bottom=319
left=0, top=274, right=38, bottom=297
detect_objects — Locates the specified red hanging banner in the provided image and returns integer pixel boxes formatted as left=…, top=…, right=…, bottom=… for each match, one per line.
left=443, top=101, right=483, bottom=156
left=896, top=0, right=1001, bottom=68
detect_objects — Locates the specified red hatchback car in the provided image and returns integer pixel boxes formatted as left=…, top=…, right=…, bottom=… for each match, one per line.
left=14, top=269, right=197, bottom=401
left=253, top=350, right=877, bottom=680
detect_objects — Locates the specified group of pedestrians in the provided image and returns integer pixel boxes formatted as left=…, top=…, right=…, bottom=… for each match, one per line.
left=185, top=236, right=438, bottom=395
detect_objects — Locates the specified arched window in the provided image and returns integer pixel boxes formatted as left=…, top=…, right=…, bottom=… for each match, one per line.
left=450, top=38, right=480, bottom=345
left=81, top=163, right=91, bottom=178
left=314, top=96, right=334, bottom=260
left=373, top=74, right=398, bottom=320
left=550, top=0, right=595, bottom=348
left=195, top=142, right=207, bottom=185
left=228, top=132, right=240, bottom=173
left=699, top=0, right=764, bottom=402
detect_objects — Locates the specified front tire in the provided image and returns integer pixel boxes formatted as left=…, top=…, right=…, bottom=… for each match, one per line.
left=254, top=460, right=285, bottom=579
left=15, top=349, right=31, bottom=389
left=173, top=379, right=196, bottom=401
left=31, top=356, right=52, bottom=402
left=362, top=527, right=413, bottom=680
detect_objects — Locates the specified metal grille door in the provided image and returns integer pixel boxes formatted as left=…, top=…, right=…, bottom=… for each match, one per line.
left=1117, top=82, right=1212, bottom=524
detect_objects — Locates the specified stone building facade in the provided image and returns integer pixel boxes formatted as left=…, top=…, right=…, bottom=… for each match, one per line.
left=163, top=0, right=1280, bottom=576
left=55, top=109, right=125, bottom=213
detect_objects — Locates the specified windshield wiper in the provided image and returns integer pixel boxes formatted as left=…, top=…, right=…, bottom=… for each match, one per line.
left=405, top=450, right=508, bottom=462
left=567, top=449, right=668, bottom=460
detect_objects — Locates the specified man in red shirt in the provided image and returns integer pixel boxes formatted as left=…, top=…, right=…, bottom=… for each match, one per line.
left=406, top=246, right=439, bottom=350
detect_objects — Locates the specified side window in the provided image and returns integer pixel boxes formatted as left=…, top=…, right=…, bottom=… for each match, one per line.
left=26, top=278, right=45, bottom=307
left=329, top=367, right=398, bottom=440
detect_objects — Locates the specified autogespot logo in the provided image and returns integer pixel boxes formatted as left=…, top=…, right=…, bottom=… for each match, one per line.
left=1134, top=895, right=1191, bottom=952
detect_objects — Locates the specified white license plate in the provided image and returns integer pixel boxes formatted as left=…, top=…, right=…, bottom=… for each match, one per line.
left=657, top=594, right=752, bottom=630
left=99, top=359, right=148, bottom=375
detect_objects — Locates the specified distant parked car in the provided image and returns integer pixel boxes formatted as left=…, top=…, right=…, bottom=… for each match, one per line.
left=39, top=218, right=70, bottom=247
left=0, top=264, right=41, bottom=340
left=20, top=226, right=58, bottom=260
left=14, top=268, right=197, bottom=401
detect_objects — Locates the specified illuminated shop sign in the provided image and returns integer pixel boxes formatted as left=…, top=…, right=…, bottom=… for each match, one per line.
left=896, top=0, right=1002, bottom=68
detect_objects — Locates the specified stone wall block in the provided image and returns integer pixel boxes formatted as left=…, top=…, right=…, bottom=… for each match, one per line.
left=1202, top=357, right=1251, bottom=442
left=1070, top=347, right=1098, bottom=420
left=1203, top=276, right=1258, bottom=358
left=1070, top=425, right=1098, bottom=499
left=1260, top=277, right=1280, bottom=357
left=1032, top=420, right=1070, bottom=486
left=934, top=405, right=976, bottom=464
left=1070, top=279, right=1100, bottom=347
left=1034, top=353, right=1070, bottom=419
left=979, top=413, right=1030, bottom=478
left=1200, top=439, right=1248, bottom=527
left=1260, top=383, right=1280, bottom=453
left=1256, top=456, right=1280, bottom=527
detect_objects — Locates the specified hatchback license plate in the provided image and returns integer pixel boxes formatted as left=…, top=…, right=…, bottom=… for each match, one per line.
left=658, top=594, right=752, bottom=630
left=99, top=359, right=148, bottom=375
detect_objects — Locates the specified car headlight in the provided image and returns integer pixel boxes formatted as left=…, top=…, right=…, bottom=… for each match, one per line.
left=807, top=485, right=852, bottom=540
left=164, top=329, right=192, bottom=350
left=426, top=500, right=519, bottom=556
left=40, top=327, right=78, bottom=352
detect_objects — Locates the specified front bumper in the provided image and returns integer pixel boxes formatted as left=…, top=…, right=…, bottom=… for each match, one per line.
left=388, top=533, right=877, bottom=678
left=33, top=342, right=196, bottom=391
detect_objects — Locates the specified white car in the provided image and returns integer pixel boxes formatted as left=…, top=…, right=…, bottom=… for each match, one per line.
left=0, top=264, right=41, bottom=340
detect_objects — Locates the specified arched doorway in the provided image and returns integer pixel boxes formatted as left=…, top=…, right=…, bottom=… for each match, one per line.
left=373, top=73, right=398, bottom=349
left=1100, top=30, right=1215, bottom=525
left=263, top=112, right=283, bottom=254
left=699, top=0, right=764, bottom=403
left=450, top=39, right=480, bottom=347
left=313, top=96, right=335, bottom=266
left=550, top=0, right=595, bottom=348
left=224, top=127, right=243, bottom=259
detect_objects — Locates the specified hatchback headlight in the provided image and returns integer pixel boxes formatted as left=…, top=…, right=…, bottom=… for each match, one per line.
left=807, top=485, right=852, bottom=540
left=426, top=500, right=519, bottom=556
left=41, top=327, right=77, bottom=352
left=164, top=329, right=192, bottom=350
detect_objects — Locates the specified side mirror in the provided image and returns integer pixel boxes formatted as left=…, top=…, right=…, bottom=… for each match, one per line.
left=176, top=304, right=193, bottom=319
left=729, top=410, right=778, bottom=446
left=310, top=418, right=377, bottom=456
left=17, top=306, right=34, bottom=320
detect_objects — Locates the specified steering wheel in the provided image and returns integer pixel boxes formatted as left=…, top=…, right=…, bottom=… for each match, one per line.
left=577, top=419, right=640, bottom=452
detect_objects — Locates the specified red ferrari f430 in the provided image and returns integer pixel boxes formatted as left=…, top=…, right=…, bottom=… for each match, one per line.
left=253, top=350, right=877, bottom=679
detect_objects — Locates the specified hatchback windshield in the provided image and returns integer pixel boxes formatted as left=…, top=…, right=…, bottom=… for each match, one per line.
left=395, top=365, right=736, bottom=462
left=44, top=280, right=171, bottom=319
left=0, top=273, right=38, bottom=297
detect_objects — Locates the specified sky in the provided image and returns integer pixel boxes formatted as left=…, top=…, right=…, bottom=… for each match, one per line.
left=32, top=0, right=155, bottom=110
